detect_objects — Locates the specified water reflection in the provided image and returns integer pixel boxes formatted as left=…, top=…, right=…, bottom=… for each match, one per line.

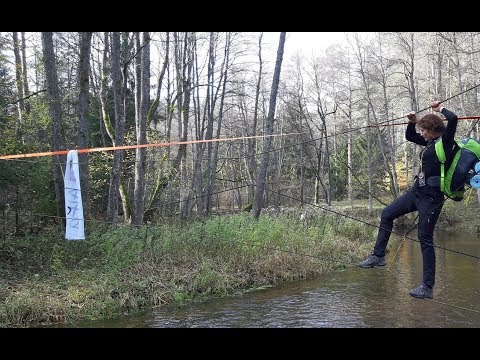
left=72, top=230, right=480, bottom=328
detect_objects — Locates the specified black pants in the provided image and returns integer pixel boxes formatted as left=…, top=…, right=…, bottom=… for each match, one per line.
left=373, top=183, right=444, bottom=288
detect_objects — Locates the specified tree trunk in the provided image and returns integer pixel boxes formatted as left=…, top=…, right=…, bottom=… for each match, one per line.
left=12, top=32, right=24, bottom=138
left=203, top=33, right=217, bottom=215
left=205, top=32, right=231, bottom=214
left=397, top=32, right=420, bottom=178
left=311, top=59, right=333, bottom=205
left=41, top=32, right=67, bottom=222
left=381, top=83, right=399, bottom=198
left=450, top=33, right=466, bottom=114
left=299, top=119, right=305, bottom=206
left=248, top=33, right=263, bottom=204
left=175, top=33, right=194, bottom=218
left=148, top=32, right=169, bottom=126
left=434, top=34, right=445, bottom=99
left=132, top=32, right=150, bottom=225
left=367, top=107, right=373, bottom=215
left=347, top=89, right=353, bottom=202
left=375, top=33, right=399, bottom=198
left=181, top=34, right=202, bottom=219
left=77, top=32, right=92, bottom=218
left=302, top=106, right=325, bottom=205
left=252, top=32, right=286, bottom=220
left=120, top=32, right=131, bottom=222
left=173, top=32, right=192, bottom=168
left=134, top=32, right=142, bottom=134
left=99, top=32, right=113, bottom=145
left=105, top=32, right=124, bottom=223
left=319, top=113, right=332, bottom=205
left=274, top=115, right=285, bottom=207
left=144, top=32, right=171, bottom=221
left=21, top=32, right=30, bottom=114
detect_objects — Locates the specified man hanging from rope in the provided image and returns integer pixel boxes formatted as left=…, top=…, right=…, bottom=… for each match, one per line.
left=359, top=101, right=458, bottom=299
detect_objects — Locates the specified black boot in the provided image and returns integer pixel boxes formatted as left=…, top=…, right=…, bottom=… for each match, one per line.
left=358, top=254, right=386, bottom=268
left=409, top=282, right=433, bottom=299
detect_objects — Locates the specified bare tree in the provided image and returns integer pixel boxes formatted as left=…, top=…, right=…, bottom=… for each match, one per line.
left=248, top=33, right=263, bottom=204
left=335, top=49, right=356, bottom=202
left=148, top=32, right=169, bottom=125
left=120, top=32, right=132, bottom=221
left=311, top=58, right=335, bottom=205
left=433, top=33, right=446, bottom=100
left=175, top=32, right=194, bottom=218
left=204, top=32, right=232, bottom=214
left=132, top=32, right=150, bottom=225
left=20, top=32, right=30, bottom=114
left=252, top=32, right=286, bottom=220
left=41, top=32, right=67, bottom=221
left=12, top=32, right=24, bottom=136
left=143, top=32, right=171, bottom=221
left=395, top=32, right=421, bottom=184
left=98, top=32, right=111, bottom=146
left=178, top=33, right=200, bottom=218
left=366, top=107, right=373, bottom=215
left=350, top=33, right=397, bottom=199
left=371, top=33, right=399, bottom=197
left=77, top=32, right=92, bottom=218
left=439, top=32, right=467, bottom=114
left=107, top=32, right=128, bottom=224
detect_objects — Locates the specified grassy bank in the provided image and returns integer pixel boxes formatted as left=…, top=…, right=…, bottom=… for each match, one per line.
left=0, top=210, right=374, bottom=327
left=1, top=195, right=477, bottom=328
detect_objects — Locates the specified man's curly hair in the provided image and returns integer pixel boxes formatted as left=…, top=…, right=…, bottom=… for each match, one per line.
left=418, top=114, right=445, bottom=133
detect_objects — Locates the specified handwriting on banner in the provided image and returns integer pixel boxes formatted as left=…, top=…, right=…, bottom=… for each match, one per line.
left=64, top=150, right=85, bottom=240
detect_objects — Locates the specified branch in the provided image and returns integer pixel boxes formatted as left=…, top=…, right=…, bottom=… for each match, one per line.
left=9, top=89, right=46, bottom=105
left=123, top=33, right=152, bottom=73
left=325, top=103, right=337, bottom=117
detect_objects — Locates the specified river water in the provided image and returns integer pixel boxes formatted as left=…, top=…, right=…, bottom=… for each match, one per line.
left=72, top=230, right=480, bottom=328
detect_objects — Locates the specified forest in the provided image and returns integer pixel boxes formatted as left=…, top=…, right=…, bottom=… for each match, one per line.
left=1, top=31, right=479, bottom=234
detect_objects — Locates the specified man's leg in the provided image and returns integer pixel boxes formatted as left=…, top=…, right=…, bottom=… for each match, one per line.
left=373, top=190, right=416, bottom=257
left=360, top=190, right=417, bottom=268
left=416, top=196, right=443, bottom=288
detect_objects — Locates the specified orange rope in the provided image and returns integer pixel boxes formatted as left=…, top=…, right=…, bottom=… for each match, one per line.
left=1, top=116, right=479, bottom=161
left=0, top=132, right=305, bottom=160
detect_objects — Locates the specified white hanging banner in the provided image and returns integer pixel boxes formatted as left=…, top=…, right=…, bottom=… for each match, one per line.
left=64, top=150, right=85, bottom=240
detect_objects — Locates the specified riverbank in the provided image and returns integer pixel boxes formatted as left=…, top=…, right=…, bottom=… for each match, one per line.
left=0, top=197, right=477, bottom=328
left=0, top=210, right=374, bottom=327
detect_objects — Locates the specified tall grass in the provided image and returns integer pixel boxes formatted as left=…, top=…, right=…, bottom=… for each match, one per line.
left=0, top=211, right=374, bottom=327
